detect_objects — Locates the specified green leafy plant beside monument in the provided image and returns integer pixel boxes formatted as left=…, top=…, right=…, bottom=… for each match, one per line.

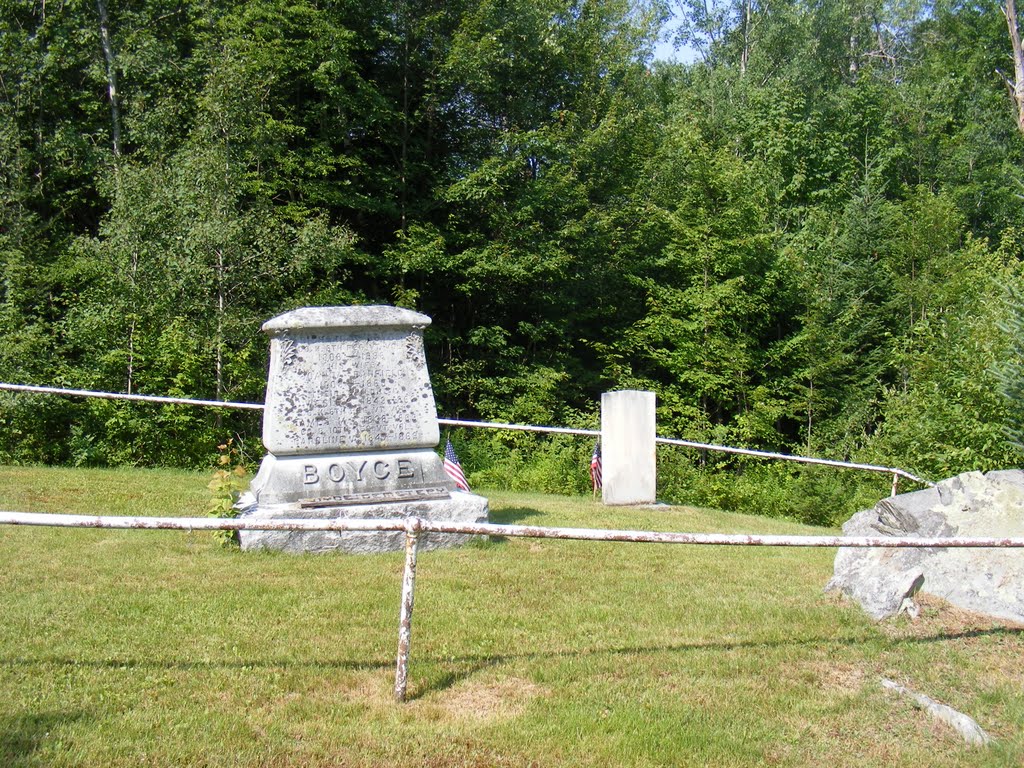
left=206, top=438, right=248, bottom=546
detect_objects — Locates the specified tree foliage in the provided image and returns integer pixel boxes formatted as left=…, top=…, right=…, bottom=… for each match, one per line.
left=1, top=0, right=1023, bottom=522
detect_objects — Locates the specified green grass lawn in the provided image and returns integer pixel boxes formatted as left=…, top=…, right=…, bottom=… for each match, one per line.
left=1, top=465, right=1021, bottom=767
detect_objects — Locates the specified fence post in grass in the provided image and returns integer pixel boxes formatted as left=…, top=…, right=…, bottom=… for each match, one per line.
left=891, top=472, right=900, bottom=497
left=394, top=517, right=422, bottom=702
left=601, top=390, right=657, bottom=505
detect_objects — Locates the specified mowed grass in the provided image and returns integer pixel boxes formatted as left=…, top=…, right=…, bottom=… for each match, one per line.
left=0, top=466, right=1021, bottom=767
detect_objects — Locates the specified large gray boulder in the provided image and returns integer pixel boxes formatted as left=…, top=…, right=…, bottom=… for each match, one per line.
left=826, top=470, right=1024, bottom=622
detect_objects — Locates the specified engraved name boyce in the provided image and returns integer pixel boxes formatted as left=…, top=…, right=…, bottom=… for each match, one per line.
left=301, top=458, right=418, bottom=485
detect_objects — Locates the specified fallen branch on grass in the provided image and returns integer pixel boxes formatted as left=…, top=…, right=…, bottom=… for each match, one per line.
left=881, top=678, right=995, bottom=747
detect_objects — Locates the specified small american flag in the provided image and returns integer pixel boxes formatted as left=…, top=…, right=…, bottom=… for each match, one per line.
left=590, top=440, right=602, bottom=492
left=443, top=438, right=470, bottom=492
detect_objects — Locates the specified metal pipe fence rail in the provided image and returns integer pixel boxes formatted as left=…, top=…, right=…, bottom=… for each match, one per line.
left=0, top=382, right=265, bottom=410
left=654, top=437, right=932, bottom=494
left=3, top=510, right=1021, bottom=701
left=0, top=382, right=931, bottom=492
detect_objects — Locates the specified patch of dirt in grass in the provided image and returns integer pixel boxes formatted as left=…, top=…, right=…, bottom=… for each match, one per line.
left=433, top=677, right=548, bottom=722
left=811, top=660, right=867, bottom=695
left=310, top=671, right=547, bottom=724
left=337, top=672, right=395, bottom=708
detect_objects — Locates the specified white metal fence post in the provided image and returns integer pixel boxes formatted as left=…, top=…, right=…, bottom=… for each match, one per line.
left=394, top=518, right=422, bottom=702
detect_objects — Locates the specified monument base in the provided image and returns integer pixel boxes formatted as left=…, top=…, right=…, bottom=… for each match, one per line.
left=237, top=493, right=489, bottom=554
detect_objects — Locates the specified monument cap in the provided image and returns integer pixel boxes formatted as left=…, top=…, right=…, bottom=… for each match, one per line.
left=262, top=305, right=431, bottom=335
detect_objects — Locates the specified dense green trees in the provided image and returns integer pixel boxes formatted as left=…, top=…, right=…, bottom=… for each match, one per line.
left=2, top=0, right=1023, bottom=520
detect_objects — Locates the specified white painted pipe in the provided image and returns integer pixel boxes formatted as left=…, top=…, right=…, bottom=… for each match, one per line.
left=2, top=512, right=1022, bottom=548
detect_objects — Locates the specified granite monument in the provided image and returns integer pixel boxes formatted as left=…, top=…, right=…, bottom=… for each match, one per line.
left=237, top=305, right=488, bottom=553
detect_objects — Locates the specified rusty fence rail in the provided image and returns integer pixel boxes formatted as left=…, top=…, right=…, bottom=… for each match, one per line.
left=0, top=382, right=930, bottom=492
left=3, top=509, right=1022, bottom=701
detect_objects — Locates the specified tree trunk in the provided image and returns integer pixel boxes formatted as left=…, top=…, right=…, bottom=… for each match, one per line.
left=96, top=0, right=122, bottom=158
left=215, top=248, right=225, bottom=402
left=1005, top=0, right=1024, bottom=133
left=126, top=248, right=139, bottom=394
left=740, top=0, right=752, bottom=75
left=126, top=316, right=135, bottom=394
left=399, top=0, right=410, bottom=235
left=806, top=378, right=813, bottom=455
